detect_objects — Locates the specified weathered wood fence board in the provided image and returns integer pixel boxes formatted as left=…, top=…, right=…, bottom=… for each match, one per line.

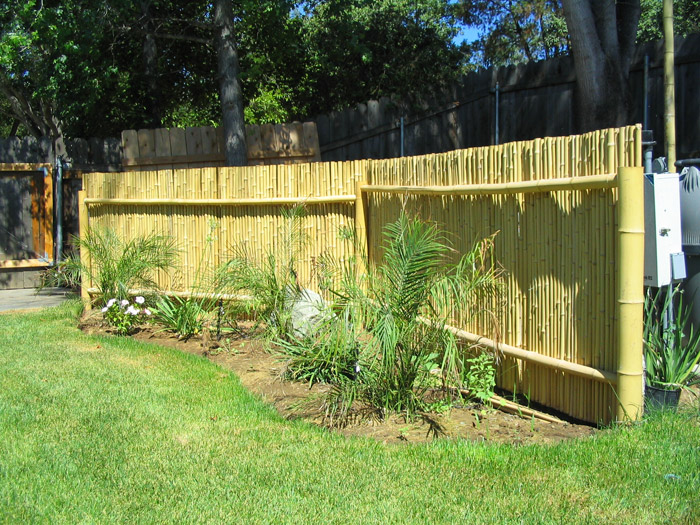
left=81, top=126, right=643, bottom=424
left=121, top=122, right=322, bottom=170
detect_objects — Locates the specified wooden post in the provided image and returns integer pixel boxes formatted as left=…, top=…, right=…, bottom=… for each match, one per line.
left=42, top=166, right=54, bottom=262
left=616, top=166, right=645, bottom=421
left=78, top=189, right=91, bottom=305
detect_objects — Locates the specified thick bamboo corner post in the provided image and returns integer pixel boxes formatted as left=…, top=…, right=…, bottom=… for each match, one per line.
left=354, top=175, right=370, bottom=277
left=78, top=189, right=91, bottom=306
left=616, top=166, right=645, bottom=421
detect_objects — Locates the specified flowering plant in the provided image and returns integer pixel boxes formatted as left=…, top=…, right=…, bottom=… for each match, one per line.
left=101, top=296, right=151, bottom=336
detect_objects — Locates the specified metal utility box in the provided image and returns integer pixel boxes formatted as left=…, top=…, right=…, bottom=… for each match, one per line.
left=644, top=173, right=686, bottom=287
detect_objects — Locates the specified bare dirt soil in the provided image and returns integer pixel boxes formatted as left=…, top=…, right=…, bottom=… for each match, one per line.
left=78, top=311, right=605, bottom=445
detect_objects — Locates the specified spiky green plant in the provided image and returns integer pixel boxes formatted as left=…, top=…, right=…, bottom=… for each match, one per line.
left=282, top=212, right=504, bottom=423
left=215, top=205, right=307, bottom=339
left=644, top=285, right=700, bottom=390
left=151, top=220, right=219, bottom=340
left=63, top=227, right=178, bottom=304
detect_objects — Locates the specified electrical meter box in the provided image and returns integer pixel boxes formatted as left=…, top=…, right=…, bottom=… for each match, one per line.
left=644, top=173, right=686, bottom=287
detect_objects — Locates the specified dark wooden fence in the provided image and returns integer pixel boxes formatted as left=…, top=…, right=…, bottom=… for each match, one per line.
left=315, top=34, right=700, bottom=162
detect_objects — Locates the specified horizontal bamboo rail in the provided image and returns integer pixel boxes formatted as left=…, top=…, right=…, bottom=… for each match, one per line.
left=361, top=174, right=617, bottom=196
left=83, top=195, right=356, bottom=206
left=484, top=393, right=564, bottom=424
left=442, top=322, right=618, bottom=385
left=85, top=287, right=252, bottom=302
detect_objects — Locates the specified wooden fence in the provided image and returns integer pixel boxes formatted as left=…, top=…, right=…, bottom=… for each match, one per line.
left=316, top=34, right=700, bottom=162
left=0, top=164, right=54, bottom=288
left=80, top=125, right=645, bottom=424
left=121, top=122, right=321, bottom=170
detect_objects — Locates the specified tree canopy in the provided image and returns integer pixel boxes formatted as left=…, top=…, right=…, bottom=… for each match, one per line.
left=3, top=0, right=699, bottom=140
left=0, top=0, right=466, bottom=139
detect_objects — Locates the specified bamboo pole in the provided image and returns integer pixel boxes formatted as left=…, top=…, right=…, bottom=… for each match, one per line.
left=616, top=166, right=645, bottom=421
left=83, top=195, right=356, bottom=206
left=362, top=174, right=617, bottom=197
left=436, top=320, right=617, bottom=384
left=664, top=0, right=677, bottom=171
left=78, top=189, right=91, bottom=304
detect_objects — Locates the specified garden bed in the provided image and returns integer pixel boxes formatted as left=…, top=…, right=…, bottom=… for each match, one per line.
left=78, top=309, right=599, bottom=445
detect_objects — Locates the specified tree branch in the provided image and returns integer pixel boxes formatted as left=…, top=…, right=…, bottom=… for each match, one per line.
left=153, top=32, right=212, bottom=47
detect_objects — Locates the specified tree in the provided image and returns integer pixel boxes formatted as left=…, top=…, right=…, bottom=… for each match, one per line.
left=1, top=0, right=468, bottom=142
left=214, top=0, right=247, bottom=165
left=455, top=0, right=569, bottom=67
left=560, top=0, right=641, bottom=131
left=297, top=0, right=466, bottom=115
left=637, top=0, right=700, bottom=42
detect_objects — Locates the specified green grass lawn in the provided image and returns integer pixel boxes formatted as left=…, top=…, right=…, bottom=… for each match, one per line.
left=1, top=302, right=699, bottom=524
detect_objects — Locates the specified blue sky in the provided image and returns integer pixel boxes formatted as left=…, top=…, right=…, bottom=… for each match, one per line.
left=454, top=26, right=480, bottom=45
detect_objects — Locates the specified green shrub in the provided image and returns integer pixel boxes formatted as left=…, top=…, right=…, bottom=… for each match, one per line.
left=151, top=295, right=209, bottom=340
left=462, top=352, right=497, bottom=402
left=281, top=212, right=503, bottom=423
left=215, top=205, right=307, bottom=339
left=644, top=285, right=700, bottom=390
left=62, top=227, right=178, bottom=305
left=101, top=296, right=152, bottom=336
left=276, top=310, right=360, bottom=385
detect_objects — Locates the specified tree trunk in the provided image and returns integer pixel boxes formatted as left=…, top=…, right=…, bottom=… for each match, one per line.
left=561, top=0, right=641, bottom=132
left=140, top=1, right=162, bottom=128
left=213, top=0, right=247, bottom=166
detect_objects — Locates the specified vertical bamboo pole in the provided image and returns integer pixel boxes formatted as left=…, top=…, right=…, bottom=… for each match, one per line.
left=616, top=166, right=645, bottom=421
left=663, top=0, right=676, bottom=172
left=78, top=189, right=91, bottom=305
left=355, top=173, right=369, bottom=276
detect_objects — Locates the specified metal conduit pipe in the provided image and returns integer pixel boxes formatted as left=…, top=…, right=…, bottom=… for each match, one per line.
left=54, top=156, right=64, bottom=264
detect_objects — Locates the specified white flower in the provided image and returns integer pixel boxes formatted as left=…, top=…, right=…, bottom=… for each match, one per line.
left=106, top=298, right=116, bottom=307
left=135, top=296, right=145, bottom=305
left=126, top=305, right=139, bottom=316
left=143, top=308, right=152, bottom=316
left=121, top=299, right=129, bottom=307
left=101, top=306, right=108, bottom=313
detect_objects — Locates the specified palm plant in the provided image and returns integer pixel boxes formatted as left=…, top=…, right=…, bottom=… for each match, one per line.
left=64, top=227, right=178, bottom=304
left=284, top=212, right=504, bottom=423
left=215, top=205, right=307, bottom=339
left=151, top=220, right=219, bottom=340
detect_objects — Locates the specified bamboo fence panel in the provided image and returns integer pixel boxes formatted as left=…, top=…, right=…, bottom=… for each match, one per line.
left=364, top=125, right=642, bottom=423
left=82, top=125, right=642, bottom=424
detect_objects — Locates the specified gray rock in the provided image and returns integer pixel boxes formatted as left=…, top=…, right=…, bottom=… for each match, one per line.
left=287, top=287, right=330, bottom=339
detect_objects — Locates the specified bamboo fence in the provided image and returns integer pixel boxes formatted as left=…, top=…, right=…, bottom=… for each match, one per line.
left=80, top=125, right=644, bottom=424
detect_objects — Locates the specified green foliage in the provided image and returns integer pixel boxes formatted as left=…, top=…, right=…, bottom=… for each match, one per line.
left=101, top=296, right=151, bottom=336
left=637, top=0, right=700, bottom=43
left=64, top=227, right=178, bottom=305
left=462, top=351, right=496, bottom=402
left=280, top=212, right=503, bottom=423
left=298, top=0, right=466, bottom=114
left=37, top=255, right=82, bottom=292
left=215, top=205, right=306, bottom=339
left=244, top=83, right=293, bottom=125
left=151, top=295, right=209, bottom=340
left=644, top=285, right=700, bottom=390
left=454, top=0, right=569, bottom=67
left=276, top=309, right=360, bottom=385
